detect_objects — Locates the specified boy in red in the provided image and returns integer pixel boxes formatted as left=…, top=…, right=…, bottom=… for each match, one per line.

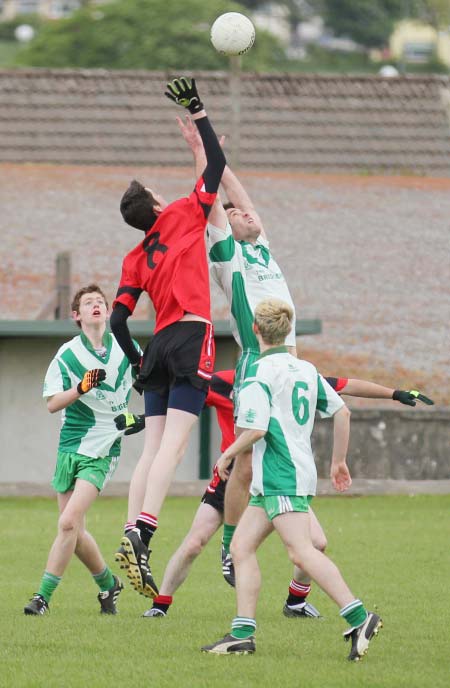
left=110, top=77, right=226, bottom=597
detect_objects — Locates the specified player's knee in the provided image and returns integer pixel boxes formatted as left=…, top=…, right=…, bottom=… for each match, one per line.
left=230, top=537, right=248, bottom=563
left=76, top=528, right=88, bottom=543
left=183, top=534, right=206, bottom=559
left=58, top=512, right=80, bottom=534
left=312, top=533, right=327, bottom=552
left=286, top=543, right=310, bottom=568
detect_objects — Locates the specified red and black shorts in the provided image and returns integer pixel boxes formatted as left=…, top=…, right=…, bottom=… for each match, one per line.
left=201, top=477, right=226, bottom=514
left=135, top=320, right=215, bottom=396
left=200, top=459, right=234, bottom=514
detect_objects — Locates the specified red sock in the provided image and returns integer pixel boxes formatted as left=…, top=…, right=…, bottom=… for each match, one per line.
left=287, top=580, right=311, bottom=605
left=152, top=595, right=172, bottom=613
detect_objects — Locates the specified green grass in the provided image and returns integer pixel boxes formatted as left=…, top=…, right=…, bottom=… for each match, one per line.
left=2, top=495, right=450, bottom=687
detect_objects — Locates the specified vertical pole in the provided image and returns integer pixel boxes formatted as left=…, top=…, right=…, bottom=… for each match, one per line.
left=55, top=251, right=71, bottom=319
left=229, top=55, right=242, bottom=169
left=199, top=406, right=211, bottom=479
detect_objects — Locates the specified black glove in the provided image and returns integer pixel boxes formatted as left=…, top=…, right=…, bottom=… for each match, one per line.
left=392, top=390, right=434, bottom=407
left=131, top=356, right=143, bottom=378
left=77, top=369, right=106, bottom=395
left=114, top=413, right=145, bottom=436
left=165, top=77, right=204, bottom=114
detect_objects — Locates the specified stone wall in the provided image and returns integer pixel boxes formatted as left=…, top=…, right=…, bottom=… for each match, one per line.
left=312, top=409, right=450, bottom=480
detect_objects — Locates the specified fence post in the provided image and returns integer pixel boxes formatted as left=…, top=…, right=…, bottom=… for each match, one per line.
left=55, top=251, right=71, bottom=319
left=229, top=55, right=242, bottom=168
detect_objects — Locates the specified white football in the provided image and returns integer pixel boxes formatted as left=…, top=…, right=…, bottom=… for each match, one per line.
left=210, top=12, right=256, bottom=56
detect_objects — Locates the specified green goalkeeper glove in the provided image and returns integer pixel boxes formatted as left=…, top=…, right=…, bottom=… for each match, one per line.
left=165, top=77, right=204, bottom=114
left=392, top=390, right=434, bottom=407
left=114, top=412, right=145, bottom=436
left=77, top=369, right=106, bottom=395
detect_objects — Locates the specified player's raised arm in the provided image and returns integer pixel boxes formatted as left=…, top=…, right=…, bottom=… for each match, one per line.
left=326, top=376, right=434, bottom=406
left=220, top=166, right=267, bottom=239
left=166, top=77, right=226, bottom=203
left=176, top=114, right=228, bottom=230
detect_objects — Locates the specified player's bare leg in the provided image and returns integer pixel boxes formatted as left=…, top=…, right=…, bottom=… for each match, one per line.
left=25, top=480, right=122, bottom=615
left=232, top=506, right=274, bottom=618
left=56, top=488, right=106, bottom=573
left=46, top=480, right=99, bottom=576
left=127, top=415, right=166, bottom=522
left=144, top=502, right=222, bottom=617
left=115, top=415, right=165, bottom=572
left=221, top=429, right=252, bottom=585
left=274, top=511, right=354, bottom=607
left=284, top=507, right=327, bottom=618
left=274, top=510, right=381, bottom=660
left=202, top=505, right=272, bottom=654
left=142, top=408, right=198, bottom=514
left=122, top=408, right=199, bottom=598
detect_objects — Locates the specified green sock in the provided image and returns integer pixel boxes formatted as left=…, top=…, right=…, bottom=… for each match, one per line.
left=340, top=599, right=368, bottom=628
left=231, top=616, right=256, bottom=639
left=222, top=524, right=236, bottom=555
left=38, top=571, right=62, bottom=603
left=93, top=566, right=115, bottom=592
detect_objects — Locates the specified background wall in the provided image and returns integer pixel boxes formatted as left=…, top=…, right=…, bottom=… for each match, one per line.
left=0, top=335, right=237, bottom=489
left=1, top=336, right=447, bottom=494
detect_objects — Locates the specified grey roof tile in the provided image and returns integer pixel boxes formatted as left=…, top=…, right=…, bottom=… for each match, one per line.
left=0, top=69, right=449, bottom=174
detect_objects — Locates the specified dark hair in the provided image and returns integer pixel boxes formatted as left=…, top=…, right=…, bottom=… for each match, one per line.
left=223, top=201, right=235, bottom=211
left=71, top=284, right=108, bottom=329
left=120, top=180, right=158, bottom=231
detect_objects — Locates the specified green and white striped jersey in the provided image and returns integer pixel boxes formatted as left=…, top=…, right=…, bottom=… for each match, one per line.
left=207, top=222, right=296, bottom=352
left=237, top=347, right=345, bottom=497
left=43, top=331, right=140, bottom=459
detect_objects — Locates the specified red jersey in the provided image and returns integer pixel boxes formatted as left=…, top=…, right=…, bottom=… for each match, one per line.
left=205, top=370, right=235, bottom=453
left=114, top=177, right=216, bottom=334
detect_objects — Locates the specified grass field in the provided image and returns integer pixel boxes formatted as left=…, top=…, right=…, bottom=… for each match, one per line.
left=2, top=495, right=450, bottom=687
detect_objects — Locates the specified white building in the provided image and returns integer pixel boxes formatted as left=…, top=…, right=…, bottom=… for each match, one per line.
left=1, top=0, right=82, bottom=20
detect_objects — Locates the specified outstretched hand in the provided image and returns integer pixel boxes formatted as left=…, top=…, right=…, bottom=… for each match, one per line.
left=392, top=390, right=434, bottom=407
left=331, top=461, right=352, bottom=492
left=165, top=77, right=204, bottom=114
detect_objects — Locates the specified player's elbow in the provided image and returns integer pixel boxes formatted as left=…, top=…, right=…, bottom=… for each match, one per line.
left=46, top=398, right=58, bottom=414
left=337, top=405, right=351, bottom=422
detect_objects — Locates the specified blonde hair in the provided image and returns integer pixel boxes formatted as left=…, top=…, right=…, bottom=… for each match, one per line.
left=254, top=298, right=293, bottom=345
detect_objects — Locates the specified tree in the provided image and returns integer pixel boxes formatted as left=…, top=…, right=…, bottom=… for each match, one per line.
left=409, top=0, right=450, bottom=29
left=320, top=0, right=404, bottom=49
left=15, top=0, right=286, bottom=70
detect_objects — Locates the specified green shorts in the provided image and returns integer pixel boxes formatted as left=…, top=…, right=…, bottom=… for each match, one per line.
left=249, top=494, right=313, bottom=521
left=51, top=451, right=120, bottom=494
left=234, top=349, right=260, bottom=418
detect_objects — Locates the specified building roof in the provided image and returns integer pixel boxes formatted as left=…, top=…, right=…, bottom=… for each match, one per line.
left=0, top=69, right=449, bottom=174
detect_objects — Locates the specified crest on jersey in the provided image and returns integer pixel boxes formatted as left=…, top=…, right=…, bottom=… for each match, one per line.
left=241, top=243, right=270, bottom=269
